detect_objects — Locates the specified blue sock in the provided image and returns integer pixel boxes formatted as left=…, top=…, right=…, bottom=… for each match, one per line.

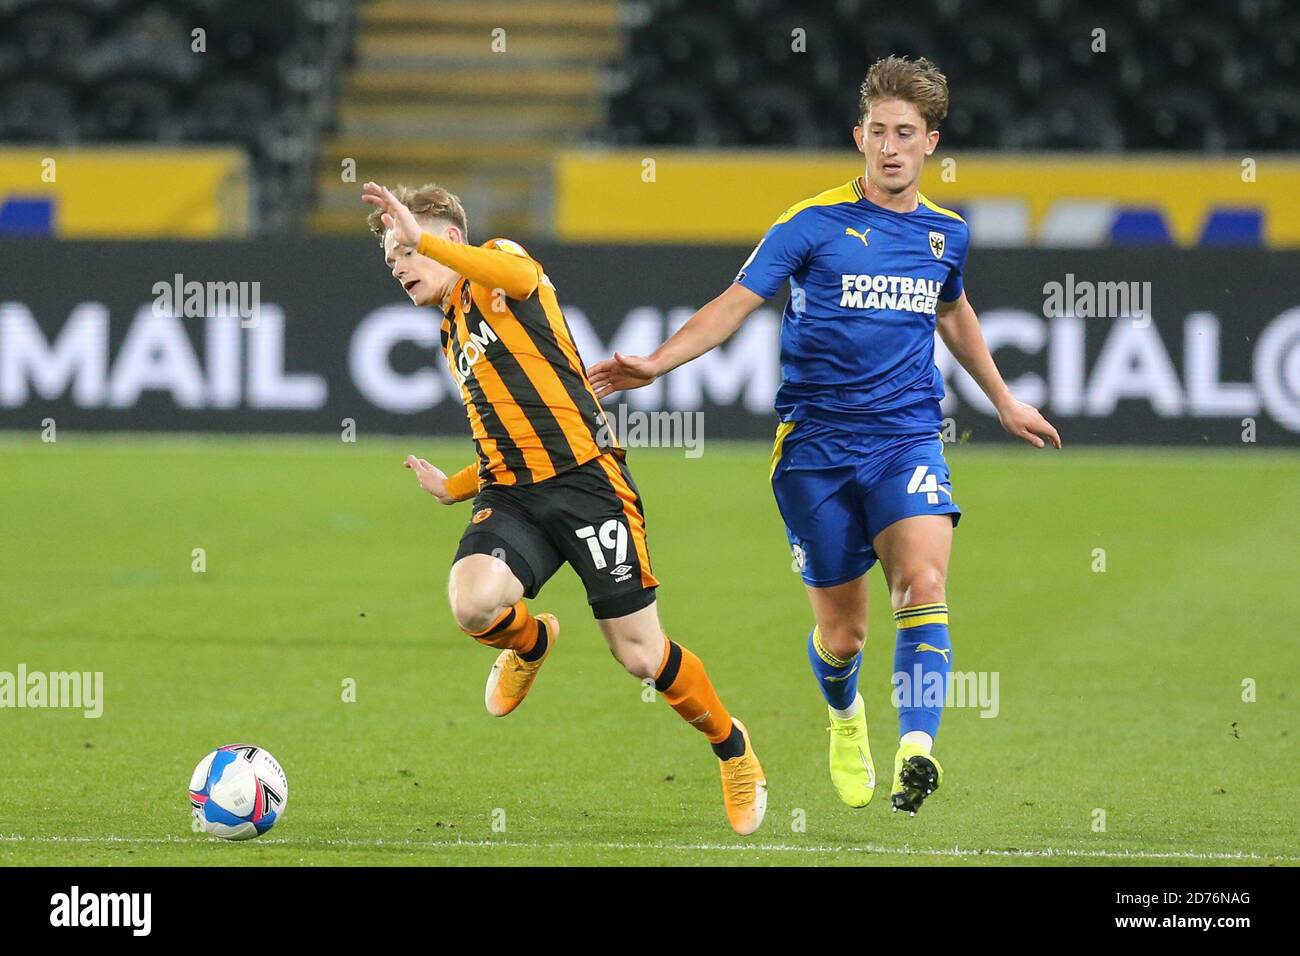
left=807, top=626, right=861, bottom=711
left=891, top=603, right=952, bottom=740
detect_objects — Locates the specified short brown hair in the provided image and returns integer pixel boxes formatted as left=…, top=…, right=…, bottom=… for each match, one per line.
left=858, top=55, right=949, bottom=131
left=367, top=183, right=468, bottom=244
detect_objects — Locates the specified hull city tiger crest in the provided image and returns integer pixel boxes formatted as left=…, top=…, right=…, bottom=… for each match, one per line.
left=928, top=231, right=945, bottom=259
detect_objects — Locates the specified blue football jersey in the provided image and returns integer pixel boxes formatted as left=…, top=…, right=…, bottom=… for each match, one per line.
left=736, top=178, right=969, bottom=435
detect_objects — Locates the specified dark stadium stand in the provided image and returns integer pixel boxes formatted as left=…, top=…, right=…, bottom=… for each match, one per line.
left=4, top=0, right=1294, bottom=238
left=602, top=0, right=1300, bottom=151
left=0, top=0, right=356, bottom=230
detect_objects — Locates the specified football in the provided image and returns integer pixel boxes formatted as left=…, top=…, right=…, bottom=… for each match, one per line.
left=188, top=744, right=289, bottom=841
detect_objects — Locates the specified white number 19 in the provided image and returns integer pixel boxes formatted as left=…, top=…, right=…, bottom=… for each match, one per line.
left=575, top=519, right=629, bottom=569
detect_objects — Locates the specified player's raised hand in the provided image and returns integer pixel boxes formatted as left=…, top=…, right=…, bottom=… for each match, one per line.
left=998, top=400, right=1062, bottom=449
left=362, top=182, right=422, bottom=248
left=586, top=352, right=661, bottom=398
left=404, top=454, right=456, bottom=504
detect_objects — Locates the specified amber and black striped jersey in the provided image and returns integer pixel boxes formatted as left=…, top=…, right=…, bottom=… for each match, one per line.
left=419, top=232, right=618, bottom=494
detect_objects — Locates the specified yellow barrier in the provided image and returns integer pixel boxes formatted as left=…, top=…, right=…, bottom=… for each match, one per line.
left=0, top=147, right=250, bottom=237
left=555, top=150, right=1300, bottom=246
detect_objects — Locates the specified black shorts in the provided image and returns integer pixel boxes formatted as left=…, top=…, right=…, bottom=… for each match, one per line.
left=453, top=453, right=659, bottom=620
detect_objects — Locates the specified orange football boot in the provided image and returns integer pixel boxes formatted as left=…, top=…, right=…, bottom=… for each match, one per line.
left=484, top=613, right=559, bottom=717
left=718, top=718, right=768, bottom=835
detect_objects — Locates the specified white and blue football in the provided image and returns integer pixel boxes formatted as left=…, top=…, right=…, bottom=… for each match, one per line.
left=188, top=743, right=288, bottom=841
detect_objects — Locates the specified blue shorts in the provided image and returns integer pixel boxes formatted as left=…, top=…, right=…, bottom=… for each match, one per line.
left=770, top=420, right=961, bottom=588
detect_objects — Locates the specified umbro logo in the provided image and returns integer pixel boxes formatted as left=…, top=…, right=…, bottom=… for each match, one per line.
left=610, top=563, right=632, bottom=577
left=845, top=226, right=871, bottom=246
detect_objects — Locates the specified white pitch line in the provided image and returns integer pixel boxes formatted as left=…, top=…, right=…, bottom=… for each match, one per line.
left=2, top=834, right=1297, bottom=863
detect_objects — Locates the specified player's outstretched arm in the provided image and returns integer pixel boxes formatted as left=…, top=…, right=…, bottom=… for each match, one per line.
left=587, top=283, right=765, bottom=397
left=937, top=293, right=1061, bottom=449
left=362, top=181, right=422, bottom=246
left=404, top=455, right=477, bottom=505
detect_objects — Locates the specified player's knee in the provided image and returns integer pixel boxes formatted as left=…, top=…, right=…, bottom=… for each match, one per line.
left=449, top=580, right=508, bottom=635
left=892, top=566, right=946, bottom=608
left=820, top=620, right=866, bottom=659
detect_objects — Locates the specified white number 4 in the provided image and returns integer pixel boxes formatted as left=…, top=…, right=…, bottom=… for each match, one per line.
left=907, top=465, right=950, bottom=505
left=575, top=519, right=628, bottom=570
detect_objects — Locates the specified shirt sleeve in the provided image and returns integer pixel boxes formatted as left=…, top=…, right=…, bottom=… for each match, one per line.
left=416, top=233, right=540, bottom=300
left=444, top=463, right=480, bottom=502
left=938, top=225, right=969, bottom=302
left=734, top=212, right=815, bottom=301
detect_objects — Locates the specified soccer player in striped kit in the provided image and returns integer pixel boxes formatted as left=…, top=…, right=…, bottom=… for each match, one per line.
left=590, top=57, right=1060, bottom=816
left=363, top=181, right=766, bottom=835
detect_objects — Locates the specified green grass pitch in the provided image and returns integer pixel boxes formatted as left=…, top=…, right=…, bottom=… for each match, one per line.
left=1, top=433, right=1296, bottom=866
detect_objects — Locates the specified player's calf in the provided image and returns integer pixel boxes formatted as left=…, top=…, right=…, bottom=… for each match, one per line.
left=446, top=554, right=555, bottom=716
left=482, top=609, right=557, bottom=717
left=600, top=604, right=767, bottom=834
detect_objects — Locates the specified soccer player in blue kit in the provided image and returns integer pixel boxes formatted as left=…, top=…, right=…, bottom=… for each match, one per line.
left=589, top=56, right=1061, bottom=816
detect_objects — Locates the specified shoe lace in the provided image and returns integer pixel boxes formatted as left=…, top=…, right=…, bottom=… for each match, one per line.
left=723, top=755, right=756, bottom=802
left=499, top=652, right=535, bottom=693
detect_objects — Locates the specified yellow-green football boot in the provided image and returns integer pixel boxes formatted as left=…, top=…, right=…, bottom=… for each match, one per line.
left=827, top=694, right=876, bottom=807
left=891, top=742, right=943, bottom=815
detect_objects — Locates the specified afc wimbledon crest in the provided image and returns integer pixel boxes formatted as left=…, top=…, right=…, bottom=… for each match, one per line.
left=928, top=231, right=945, bottom=259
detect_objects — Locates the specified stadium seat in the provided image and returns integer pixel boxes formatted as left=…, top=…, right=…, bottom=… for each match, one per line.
left=627, top=10, right=741, bottom=90
left=1251, top=15, right=1300, bottom=79
left=943, top=83, right=1017, bottom=149
left=1140, top=18, right=1240, bottom=94
left=1242, top=89, right=1300, bottom=150
left=3, top=0, right=350, bottom=231
left=1128, top=88, right=1224, bottom=151
left=0, top=77, right=77, bottom=140
left=11, top=5, right=95, bottom=67
left=1022, top=86, right=1124, bottom=150
left=734, top=84, right=820, bottom=147
left=953, top=15, right=1043, bottom=97
left=84, top=78, right=179, bottom=141
left=614, top=83, right=727, bottom=147
left=838, top=18, right=940, bottom=74
left=80, top=9, right=201, bottom=88
left=595, top=2, right=1300, bottom=153
left=0, top=40, right=25, bottom=86
left=186, top=78, right=274, bottom=147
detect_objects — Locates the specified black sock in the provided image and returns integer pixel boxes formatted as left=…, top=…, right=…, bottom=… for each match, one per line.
left=518, top=618, right=548, bottom=662
left=710, top=722, right=745, bottom=761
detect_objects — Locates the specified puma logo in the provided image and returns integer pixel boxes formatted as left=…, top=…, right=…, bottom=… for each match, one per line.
left=916, top=642, right=950, bottom=662
left=845, top=226, right=871, bottom=246
left=825, top=660, right=860, bottom=683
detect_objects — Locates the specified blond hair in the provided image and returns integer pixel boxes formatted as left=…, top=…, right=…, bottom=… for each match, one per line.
left=858, top=55, right=949, bottom=131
